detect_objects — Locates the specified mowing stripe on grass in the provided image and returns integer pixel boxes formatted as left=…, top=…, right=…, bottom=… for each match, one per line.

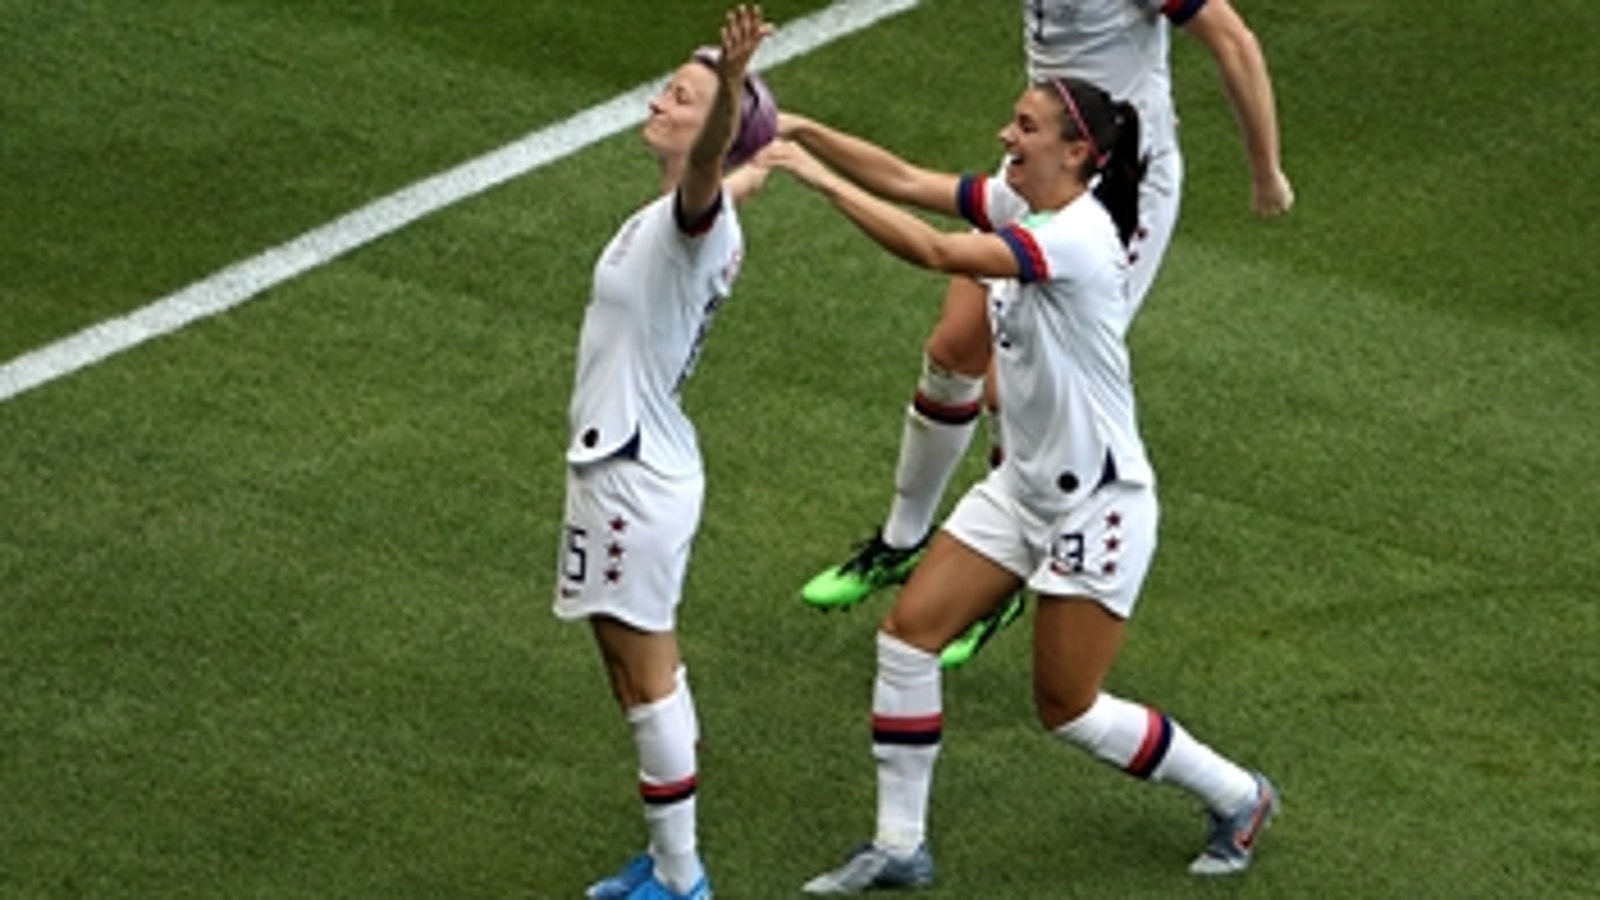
left=0, top=0, right=918, bottom=404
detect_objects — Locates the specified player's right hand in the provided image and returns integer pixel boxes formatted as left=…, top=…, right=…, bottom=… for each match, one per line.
left=1252, top=169, right=1295, bottom=217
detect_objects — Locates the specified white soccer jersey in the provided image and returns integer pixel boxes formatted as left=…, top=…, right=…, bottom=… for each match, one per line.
left=566, top=192, right=744, bottom=477
left=1021, top=0, right=1206, bottom=156
left=959, top=174, right=1154, bottom=518
left=1021, top=0, right=1201, bottom=310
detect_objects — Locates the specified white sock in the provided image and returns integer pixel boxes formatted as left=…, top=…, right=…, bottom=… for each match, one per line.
left=674, top=665, right=699, bottom=745
left=1052, top=693, right=1256, bottom=815
left=628, top=680, right=703, bottom=892
left=872, top=631, right=943, bottom=855
left=883, top=357, right=983, bottom=548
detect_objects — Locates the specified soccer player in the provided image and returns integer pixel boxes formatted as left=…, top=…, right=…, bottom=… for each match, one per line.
left=760, top=75, right=1278, bottom=892
left=799, top=0, right=1295, bottom=669
left=552, top=7, right=774, bottom=899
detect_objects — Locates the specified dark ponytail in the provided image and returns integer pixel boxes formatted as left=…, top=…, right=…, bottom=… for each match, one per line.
left=1093, top=101, right=1144, bottom=247
left=1042, top=79, right=1147, bottom=247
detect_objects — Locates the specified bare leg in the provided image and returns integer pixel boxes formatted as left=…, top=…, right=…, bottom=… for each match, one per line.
left=590, top=617, right=703, bottom=893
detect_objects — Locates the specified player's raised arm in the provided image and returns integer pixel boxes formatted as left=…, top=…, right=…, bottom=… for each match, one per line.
left=680, top=5, right=773, bottom=223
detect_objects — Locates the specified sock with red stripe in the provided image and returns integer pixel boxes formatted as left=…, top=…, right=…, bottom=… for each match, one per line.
left=883, top=356, right=983, bottom=549
left=1052, top=692, right=1256, bottom=816
left=628, top=677, right=703, bottom=893
left=871, top=631, right=943, bottom=855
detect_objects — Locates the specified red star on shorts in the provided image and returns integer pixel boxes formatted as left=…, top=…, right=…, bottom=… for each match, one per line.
left=1105, top=536, right=1121, bottom=552
left=609, top=516, right=628, bottom=533
left=604, top=567, right=623, bottom=584
left=1102, top=561, right=1118, bottom=575
left=1106, top=511, right=1122, bottom=529
left=607, top=542, right=625, bottom=559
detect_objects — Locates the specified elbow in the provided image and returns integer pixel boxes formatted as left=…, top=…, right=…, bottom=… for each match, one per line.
left=881, top=169, right=923, bottom=206
left=921, top=240, right=964, bottom=275
left=884, top=236, right=947, bottom=272
left=1217, top=25, right=1265, bottom=74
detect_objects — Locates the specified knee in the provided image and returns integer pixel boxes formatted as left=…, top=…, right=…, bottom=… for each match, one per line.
left=924, top=328, right=989, bottom=377
left=602, top=655, right=678, bottom=710
left=1032, top=679, right=1098, bottom=732
left=880, top=609, right=944, bottom=656
left=911, top=354, right=983, bottom=426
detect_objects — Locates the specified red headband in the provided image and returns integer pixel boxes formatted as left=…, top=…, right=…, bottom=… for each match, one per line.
left=1049, top=79, right=1107, bottom=168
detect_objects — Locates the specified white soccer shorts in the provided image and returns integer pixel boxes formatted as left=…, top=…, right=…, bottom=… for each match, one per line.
left=943, top=476, right=1158, bottom=620
left=553, top=458, right=704, bottom=633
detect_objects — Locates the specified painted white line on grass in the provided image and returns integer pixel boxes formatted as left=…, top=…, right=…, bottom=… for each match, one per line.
left=0, top=0, right=918, bottom=404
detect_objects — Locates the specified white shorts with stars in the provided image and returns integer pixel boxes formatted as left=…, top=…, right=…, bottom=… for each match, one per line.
left=553, top=457, right=704, bottom=633
left=943, top=477, right=1158, bottom=620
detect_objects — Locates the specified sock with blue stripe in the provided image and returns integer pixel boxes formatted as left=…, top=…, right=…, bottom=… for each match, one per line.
left=1053, top=692, right=1256, bottom=815
left=871, top=631, right=943, bottom=855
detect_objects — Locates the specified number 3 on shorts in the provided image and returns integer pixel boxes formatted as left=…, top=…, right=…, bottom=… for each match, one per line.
left=1050, top=530, right=1086, bottom=575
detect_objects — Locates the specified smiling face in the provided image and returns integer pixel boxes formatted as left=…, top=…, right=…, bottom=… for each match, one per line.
left=998, top=86, right=1092, bottom=209
left=642, top=61, right=718, bottom=164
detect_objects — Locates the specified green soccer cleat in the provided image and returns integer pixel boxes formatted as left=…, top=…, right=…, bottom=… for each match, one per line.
left=801, top=530, right=927, bottom=610
left=940, top=593, right=1026, bottom=669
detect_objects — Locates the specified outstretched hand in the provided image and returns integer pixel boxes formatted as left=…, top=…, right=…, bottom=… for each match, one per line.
left=717, top=5, right=774, bottom=84
left=755, top=139, right=835, bottom=192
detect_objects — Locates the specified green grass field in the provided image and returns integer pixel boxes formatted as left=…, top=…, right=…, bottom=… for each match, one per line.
left=2, top=0, right=1596, bottom=896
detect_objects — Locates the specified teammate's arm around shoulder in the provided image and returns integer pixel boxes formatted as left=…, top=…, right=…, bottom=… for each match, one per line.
left=1182, top=0, right=1295, bottom=216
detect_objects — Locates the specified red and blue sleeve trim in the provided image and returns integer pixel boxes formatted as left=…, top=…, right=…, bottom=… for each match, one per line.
left=998, top=224, right=1050, bottom=283
left=674, top=190, right=725, bottom=236
left=1162, top=0, right=1207, bottom=26
left=872, top=712, right=943, bottom=747
left=956, top=175, right=995, bottom=232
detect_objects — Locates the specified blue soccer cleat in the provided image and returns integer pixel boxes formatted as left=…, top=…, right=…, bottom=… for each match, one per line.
left=587, top=853, right=651, bottom=900
left=623, top=871, right=711, bottom=900
left=1189, top=772, right=1279, bottom=875
left=801, top=842, right=934, bottom=894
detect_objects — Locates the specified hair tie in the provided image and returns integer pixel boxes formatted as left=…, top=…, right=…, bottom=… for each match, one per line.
left=1049, top=79, right=1108, bottom=169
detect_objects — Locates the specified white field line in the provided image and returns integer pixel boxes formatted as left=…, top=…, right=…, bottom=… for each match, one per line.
left=0, top=0, right=918, bottom=404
